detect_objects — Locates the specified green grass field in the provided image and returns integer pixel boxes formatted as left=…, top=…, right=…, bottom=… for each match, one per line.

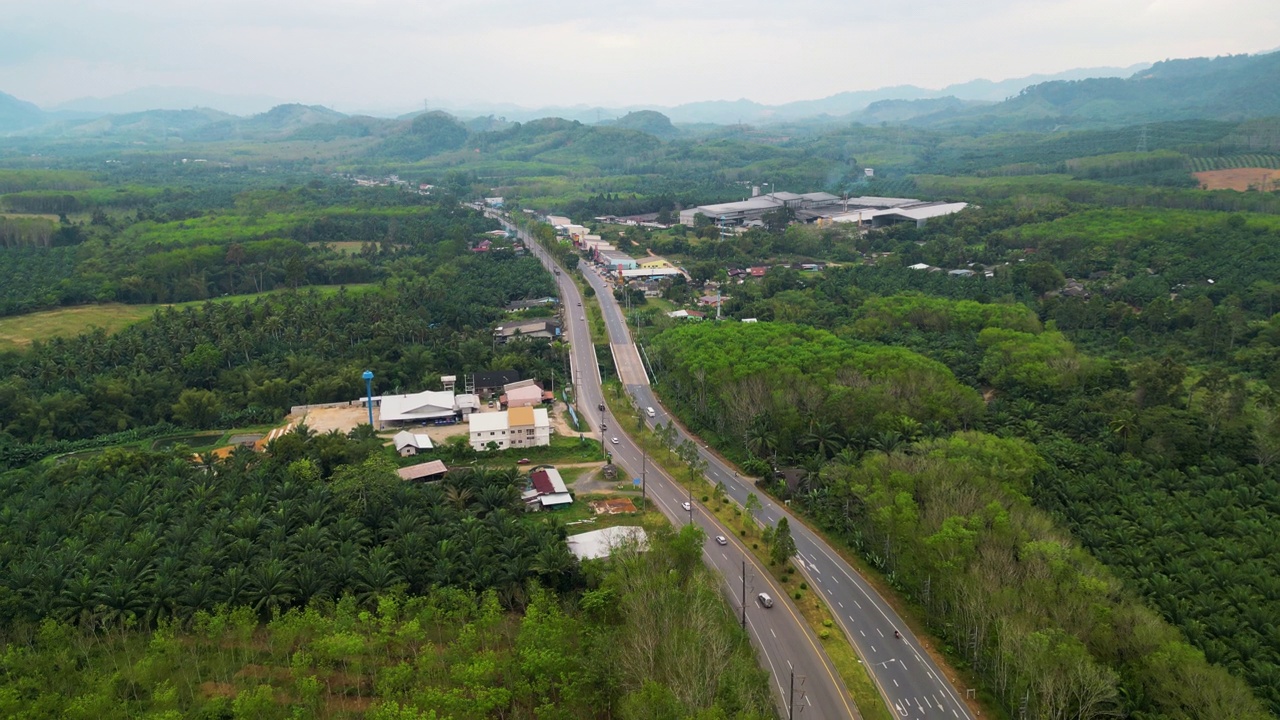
left=0, top=304, right=157, bottom=351
left=0, top=284, right=375, bottom=351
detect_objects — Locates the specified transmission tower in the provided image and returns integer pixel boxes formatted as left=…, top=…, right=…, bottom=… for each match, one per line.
left=1137, top=125, right=1149, bottom=153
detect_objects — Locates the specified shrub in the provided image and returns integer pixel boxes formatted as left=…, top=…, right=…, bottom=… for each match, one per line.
left=740, top=529, right=747, bottom=536
left=752, top=543, right=758, bottom=550
left=702, top=495, right=709, bottom=502
left=786, top=566, right=795, bottom=575
left=793, top=591, right=802, bottom=600
left=799, top=582, right=808, bottom=590
left=822, top=619, right=833, bottom=628
left=819, top=629, right=831, bottom=640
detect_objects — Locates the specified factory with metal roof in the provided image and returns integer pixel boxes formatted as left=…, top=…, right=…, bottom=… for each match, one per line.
left=679, top=189, right=968, bottom=229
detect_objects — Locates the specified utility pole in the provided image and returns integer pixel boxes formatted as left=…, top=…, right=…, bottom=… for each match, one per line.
left=741, top=560, right=747, bottom=629
left=687, top=481, right=694, bottom=524
left=641, top=451, right=647, bottom=508
left=789, top=671, right=795, bottom=720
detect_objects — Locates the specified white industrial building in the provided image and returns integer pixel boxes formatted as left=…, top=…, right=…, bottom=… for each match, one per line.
left=378, top=391, right=459, bottom=425
left=679, top=191, right=841, bottom=227
left=828, top=201, right=969, bottom=228
left=468, top=406, right=551, bottom=451
left=679, top=191, right=967, bottom=229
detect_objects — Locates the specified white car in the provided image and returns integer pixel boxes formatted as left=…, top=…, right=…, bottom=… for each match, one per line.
left=611, top=437, right=619, bottom=444
left=715, top=535, right=728, bottom=546
left=682, top=501, right=692, bottom=511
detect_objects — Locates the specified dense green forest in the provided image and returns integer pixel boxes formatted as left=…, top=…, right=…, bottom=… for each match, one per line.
left=648, top=321, right=1275, bottom=718
left=0, top=441, right=771, bottom=717
left=0, top=171, right=494, bottom=315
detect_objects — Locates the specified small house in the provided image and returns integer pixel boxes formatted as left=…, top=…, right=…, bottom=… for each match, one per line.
left=393, top=431, right=434, bottom=457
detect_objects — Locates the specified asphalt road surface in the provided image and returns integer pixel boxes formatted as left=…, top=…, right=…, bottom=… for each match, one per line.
left=505, top=218, right=860, bottom=719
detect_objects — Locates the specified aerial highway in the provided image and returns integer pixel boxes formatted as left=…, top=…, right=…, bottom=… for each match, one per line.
left=501, top=213, right=977, bottom=720
left=503, top=216, right=859, bottom=719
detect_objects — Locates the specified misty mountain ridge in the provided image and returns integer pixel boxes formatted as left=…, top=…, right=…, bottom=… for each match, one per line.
left=426, top=64, right=1151, bottom=125
left=53, top=86, right=286, bottom=117
left=905, top=51, right=1280, bottom=131
left=0, top=51, right=1276, bottom=141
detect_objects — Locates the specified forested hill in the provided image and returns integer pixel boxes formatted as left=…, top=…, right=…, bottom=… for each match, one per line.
left=913, top=50, right=1280, bottom=131
left=0, top=92, right=47, bottom=133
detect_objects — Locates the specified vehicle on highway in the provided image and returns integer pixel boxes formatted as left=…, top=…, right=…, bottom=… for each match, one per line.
left=646, top=406, right=655, bottom=417
left=757, top=593, right=774, bottom=608
left=682, top=501, right=692, bottom=511
left=576, top=301, right=581, bottom=306
left=715, top=535, right=728, bottom=545
left=611, top=437, right=619, bottom=444
left=580, top=316, right=585, bottom=321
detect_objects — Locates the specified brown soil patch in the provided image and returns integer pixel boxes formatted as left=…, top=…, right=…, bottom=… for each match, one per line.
left=327, top=695, right=374, bottom=712
left=288, top=405, right=368, bottom=435
left=235, top=663, right=292, bottom=682
left=1194, top=168, right=1280, bottom=192
left=199, top=681, right=237, bottom=699
left=589, top=497, right=637, bottom=514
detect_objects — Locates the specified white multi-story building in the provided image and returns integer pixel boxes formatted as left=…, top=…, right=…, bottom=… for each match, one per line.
left=468, top=406, right=551, bottom=451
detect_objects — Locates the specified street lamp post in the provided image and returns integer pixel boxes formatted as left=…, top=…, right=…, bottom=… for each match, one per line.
left=362, top=370, right=374, bottom=427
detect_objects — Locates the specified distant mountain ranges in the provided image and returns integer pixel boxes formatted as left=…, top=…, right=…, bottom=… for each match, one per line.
left=1, top=50, right=1277, bottom=148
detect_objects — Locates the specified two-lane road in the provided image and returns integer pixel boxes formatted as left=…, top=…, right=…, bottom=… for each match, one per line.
left=508, top=219, right=859, bottom=719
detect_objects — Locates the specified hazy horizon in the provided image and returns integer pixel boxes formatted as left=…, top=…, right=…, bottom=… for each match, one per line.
left=3, top=0, right=1277, bottom=114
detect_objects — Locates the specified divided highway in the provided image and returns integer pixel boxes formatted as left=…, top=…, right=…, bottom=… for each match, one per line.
left=593, top=260, right=975, bottom=720
left=506, top=217, right=858, bottom=719
left=503, top=214, right=977, bottom=720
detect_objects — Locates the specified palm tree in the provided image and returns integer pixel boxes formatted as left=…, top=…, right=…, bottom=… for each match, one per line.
left=870, top=431, right=904, bottom=455
left=95, top=576, right=147, bottom=628
left=443, top=484, right=475, bottom=511
left=746, top=420, right=777, bottom=462
left=802, top=421, right=843, bottom=459
left=248, top=559, right=296, bottom=617
left=532, top=542, right=577, bottom=591
left=56, top=572, right=102, bottom=629
left=357, top=547, right=404, bottom=605
left=217, top=565, right=252, bottom=607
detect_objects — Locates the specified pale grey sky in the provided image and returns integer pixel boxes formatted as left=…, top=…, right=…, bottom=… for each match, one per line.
left=2, top=0, right=1276, bottom=112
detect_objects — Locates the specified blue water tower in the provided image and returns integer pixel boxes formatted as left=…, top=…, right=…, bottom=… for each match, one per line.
left=362, top=370, right=375, bottom=427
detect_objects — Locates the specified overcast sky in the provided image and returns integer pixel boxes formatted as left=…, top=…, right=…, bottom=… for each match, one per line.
left=2, top=0, right=1276, bottom=113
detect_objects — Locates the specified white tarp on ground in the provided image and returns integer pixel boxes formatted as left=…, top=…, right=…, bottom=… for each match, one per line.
left=566, top=526, right=649, bottom=560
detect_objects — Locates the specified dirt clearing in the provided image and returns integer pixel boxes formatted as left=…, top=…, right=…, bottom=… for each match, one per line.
left=1194, top=168, right=1280, bottom=192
